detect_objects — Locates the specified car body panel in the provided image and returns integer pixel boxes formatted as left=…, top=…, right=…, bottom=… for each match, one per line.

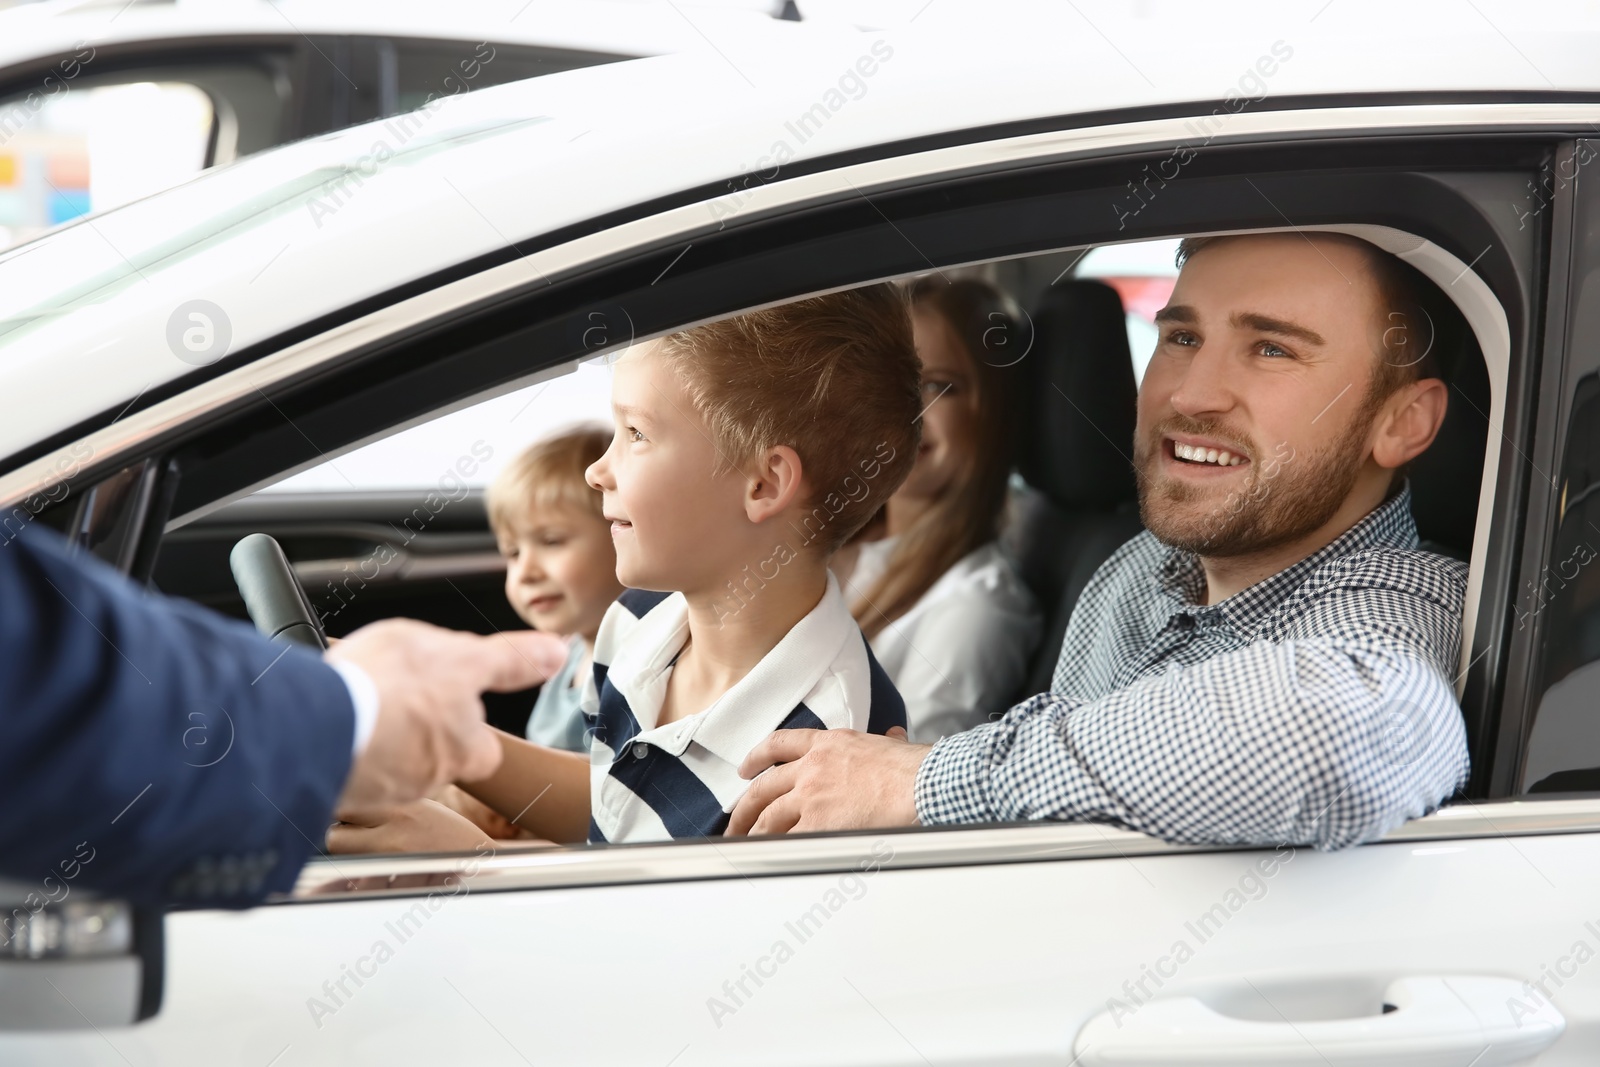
left=2, top=817, right=1597, bottom=1064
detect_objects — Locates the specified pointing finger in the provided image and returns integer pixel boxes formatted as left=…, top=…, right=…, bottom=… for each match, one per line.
left=472, top=630, right=571, bottom=691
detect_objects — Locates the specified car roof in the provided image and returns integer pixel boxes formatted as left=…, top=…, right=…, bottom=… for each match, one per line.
left=0, top=0, right=816, bottom=66
left=1, top=10, right=1598, bottom=460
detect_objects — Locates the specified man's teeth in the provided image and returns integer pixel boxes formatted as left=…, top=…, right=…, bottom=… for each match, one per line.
left=1174, top=442, right=1245, bottom=466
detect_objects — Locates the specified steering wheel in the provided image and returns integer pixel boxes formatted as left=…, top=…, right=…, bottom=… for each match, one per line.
left=228, top=533, right=328, bottom=650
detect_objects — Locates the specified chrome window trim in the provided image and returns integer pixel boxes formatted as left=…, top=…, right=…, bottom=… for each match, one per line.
left=2, top=100, right=1591, bottom=514
left=288, top=797, right=1600, bottom=903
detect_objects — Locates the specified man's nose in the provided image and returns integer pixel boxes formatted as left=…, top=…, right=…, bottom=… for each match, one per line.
left=1166, top=341, right=1237, bottom=418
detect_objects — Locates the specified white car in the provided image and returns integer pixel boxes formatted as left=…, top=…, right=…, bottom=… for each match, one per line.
left=3, top=6, right=1600, bottom=1064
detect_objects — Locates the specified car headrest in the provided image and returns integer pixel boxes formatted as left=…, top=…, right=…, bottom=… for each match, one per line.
left=1407, top=329, right=1490, bottom=557
left=1016, top=280, right=1139, bottom=507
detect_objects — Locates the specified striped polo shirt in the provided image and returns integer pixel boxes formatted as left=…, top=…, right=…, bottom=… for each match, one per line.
left=583, top=573, right=905, bottom=844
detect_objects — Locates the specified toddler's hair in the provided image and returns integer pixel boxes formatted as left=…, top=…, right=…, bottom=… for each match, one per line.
left=486, top=424, right=610, bottom=534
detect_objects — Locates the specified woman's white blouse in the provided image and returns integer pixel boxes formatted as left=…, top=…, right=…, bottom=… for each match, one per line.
left=839, top=537, right=1042, bottom=743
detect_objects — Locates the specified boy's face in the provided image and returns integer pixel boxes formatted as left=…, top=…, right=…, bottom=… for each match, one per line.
left=496, top=502, right=622, bottom=640
left=586, top=344, right=752, bottom=594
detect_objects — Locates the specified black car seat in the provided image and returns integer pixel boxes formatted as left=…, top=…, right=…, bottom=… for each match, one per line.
left=1002, top=280, right=1145, bottom=702
left=1408, top=325, right=1490, bottom=561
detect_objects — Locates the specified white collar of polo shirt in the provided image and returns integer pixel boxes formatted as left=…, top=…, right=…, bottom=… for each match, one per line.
left=615, top=572, right=855, bottom=763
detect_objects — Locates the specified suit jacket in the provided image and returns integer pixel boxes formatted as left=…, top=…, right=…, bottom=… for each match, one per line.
left=1, top=523, right=353, bottom=910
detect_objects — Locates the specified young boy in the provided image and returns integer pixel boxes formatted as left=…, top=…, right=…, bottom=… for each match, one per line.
left=486, top=426, right=623, bottom=752
left=331, top=285, right=921, bottom=849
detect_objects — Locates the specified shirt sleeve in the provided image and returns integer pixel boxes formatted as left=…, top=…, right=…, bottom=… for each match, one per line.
left=913, top=637, right=1470, bottom=851
left=328, top=660, right=380, bottom=755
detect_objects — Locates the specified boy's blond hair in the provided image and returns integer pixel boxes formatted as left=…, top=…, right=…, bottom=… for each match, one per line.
left=656, top=284, right=921, bottom=554
left=487, top=425, right=610, bottom=534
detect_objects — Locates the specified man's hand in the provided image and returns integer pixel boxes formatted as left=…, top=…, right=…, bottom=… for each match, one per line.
left=328, top=798, right=490, bottom=855
left=327, top=620, right=568, bottom=811
left=726, top=727, right=930, bottom=836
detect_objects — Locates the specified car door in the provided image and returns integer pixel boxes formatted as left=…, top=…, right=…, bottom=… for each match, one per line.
left=3, top=101, right=1599, bottom=1066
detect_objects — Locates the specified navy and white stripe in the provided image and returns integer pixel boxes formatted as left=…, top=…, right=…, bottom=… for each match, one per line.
left=584, top=574, right=905, bottom=843
left=915, top=485, right=1472, bottom=851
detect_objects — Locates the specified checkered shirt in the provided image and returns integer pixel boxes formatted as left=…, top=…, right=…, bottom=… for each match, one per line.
left=914, top=486, right=1471, bottom=851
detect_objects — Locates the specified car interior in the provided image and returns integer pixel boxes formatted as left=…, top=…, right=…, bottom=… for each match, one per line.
left=131, top=236, right=1494, bottom=753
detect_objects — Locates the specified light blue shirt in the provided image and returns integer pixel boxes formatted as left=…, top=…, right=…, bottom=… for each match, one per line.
left=525, top=636, right=590, bottom=752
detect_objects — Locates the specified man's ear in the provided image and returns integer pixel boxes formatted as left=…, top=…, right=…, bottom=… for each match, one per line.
left=1371, top=377, right=1449, bottom=471
left=745, top=444, right=806, bottom=525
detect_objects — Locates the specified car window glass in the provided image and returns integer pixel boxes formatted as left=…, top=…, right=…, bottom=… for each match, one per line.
left=261, top=359, right=613, bottom=493
left=1521, top=372, right=1600, bottom=792
left=1074, top=237, right=1180, bottom=383
left=393, top=43, right=619, bottom=115
left=0, top=81, right=212, bottom=251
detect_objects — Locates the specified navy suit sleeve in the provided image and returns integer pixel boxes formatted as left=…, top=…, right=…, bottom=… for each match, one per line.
left=0, top=524, right=354, bottom=909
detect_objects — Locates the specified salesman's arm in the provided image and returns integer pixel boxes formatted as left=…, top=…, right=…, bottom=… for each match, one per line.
left=0, top=524, right=562, bottom=908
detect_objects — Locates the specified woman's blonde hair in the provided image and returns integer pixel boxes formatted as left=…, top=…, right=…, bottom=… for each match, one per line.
left=486, top=424, right=610, bottom=535
left=852, top=277, right=1022, bottom=640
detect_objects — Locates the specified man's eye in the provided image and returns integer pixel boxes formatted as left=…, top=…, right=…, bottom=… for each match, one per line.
left=1165, top=330, right=1198, bottom=347
left=1258, top=341, right=1291, bottom=358
left=921, top=379, right=954, bottom=398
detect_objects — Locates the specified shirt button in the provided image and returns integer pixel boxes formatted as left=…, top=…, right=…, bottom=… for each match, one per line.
left=632, top=742, right=649, bottom=759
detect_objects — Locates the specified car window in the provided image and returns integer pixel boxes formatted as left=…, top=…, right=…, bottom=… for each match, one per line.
left=1073, top=237, right=1180, bottom=384
left=261, top=358, right=613, bottom=493
left=0, top=80, right=212, bottom=249
left=1518, top=142, right=1600, bottom=794
left=392, top=42, right=621, bottom=115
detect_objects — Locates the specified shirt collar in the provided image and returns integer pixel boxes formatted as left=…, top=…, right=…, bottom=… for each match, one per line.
left=629, top=573, right=856, bottom=767
left=1153, top=483, right=1422, bottom=632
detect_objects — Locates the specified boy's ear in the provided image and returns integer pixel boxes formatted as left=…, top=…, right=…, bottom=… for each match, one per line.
left=745, top=444, right=806, bottom=525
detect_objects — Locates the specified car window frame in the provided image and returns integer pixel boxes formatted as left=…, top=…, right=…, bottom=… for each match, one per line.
left=1, top=103, right=1588, bottom=900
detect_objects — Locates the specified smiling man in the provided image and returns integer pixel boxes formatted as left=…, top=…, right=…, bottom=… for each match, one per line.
left=727, top=231, right=1473, bottom=850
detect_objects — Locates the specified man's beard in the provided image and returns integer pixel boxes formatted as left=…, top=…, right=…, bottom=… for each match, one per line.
left=1133, top=395, right=1382, bottom=559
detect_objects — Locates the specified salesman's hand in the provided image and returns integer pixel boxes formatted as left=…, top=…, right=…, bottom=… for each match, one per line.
left=326, top=620, right=568, bottom=811
left=726, top=727, right=930, bottom=836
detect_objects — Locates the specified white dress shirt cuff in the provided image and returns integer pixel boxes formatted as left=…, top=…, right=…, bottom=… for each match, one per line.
left=329, top=660, right=381, bottom=756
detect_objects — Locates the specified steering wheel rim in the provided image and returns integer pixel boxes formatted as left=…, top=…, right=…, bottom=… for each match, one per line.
left=228, top=533, right=328, bottom=649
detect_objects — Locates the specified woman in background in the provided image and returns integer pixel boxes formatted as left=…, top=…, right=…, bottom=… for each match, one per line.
left=834, top=277, right=1041, bottom=742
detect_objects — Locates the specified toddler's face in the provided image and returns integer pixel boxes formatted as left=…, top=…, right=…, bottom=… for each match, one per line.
left=585, top=344, right=749, bottom=594
left=496, top=502, right=622, bottom=640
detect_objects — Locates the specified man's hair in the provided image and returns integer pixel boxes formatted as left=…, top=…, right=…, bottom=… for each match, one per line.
left=656, top=283, right=922, bottom=554
left=1175, top=233, right=1466, bottom=400
left=486, top=424, right=610, bottom=535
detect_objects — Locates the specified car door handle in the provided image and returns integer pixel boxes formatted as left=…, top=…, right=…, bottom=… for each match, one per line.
left=1074, top=975, right=1564, bottom=1066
